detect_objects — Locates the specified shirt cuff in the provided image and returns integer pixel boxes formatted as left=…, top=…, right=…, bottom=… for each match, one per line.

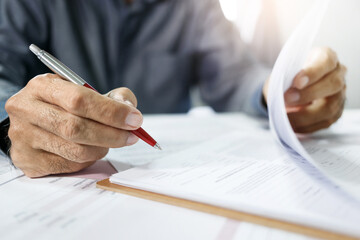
left=252, top=83, right=268, bottom=117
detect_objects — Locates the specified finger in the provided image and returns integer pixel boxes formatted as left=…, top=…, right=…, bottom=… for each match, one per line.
left=292, top=47, right=338, bottom=90
left=27, top=74, right=143, bottom=130
left=11, top=145, right=95, bottom=177
left=29, top=125, right=109, bottom=163
left=106, top=87, right=138, bottom=107
left=7, top=92, right=140, bottom=149
left=11, top=97, right=139, bottom=147
left=39, top=151, right=95, bottom=176
left=288, top=88, right=344, bottom=128
left=292, top=106, right=344, bottom=134
left=288, top=89, right=345, bottom=133
left=8, top=119, right=109, bottom=163
left=10, top=145, right=46, bottom=177
left=285, top=64, right=346, bottom=106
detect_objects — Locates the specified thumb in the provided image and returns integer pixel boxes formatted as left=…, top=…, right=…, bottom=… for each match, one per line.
left=105, top=87, right=138, bottom=108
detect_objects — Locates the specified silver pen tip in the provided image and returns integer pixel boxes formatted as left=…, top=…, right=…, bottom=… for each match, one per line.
left=154, top=143, right=162, bottom=151
left=29, top=44, right=41, bottom=56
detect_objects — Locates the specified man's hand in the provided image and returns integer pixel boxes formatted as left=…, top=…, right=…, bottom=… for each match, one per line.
left=264, top=47, right=347, bottom=133
left=5, top=74, right=142, bottom=177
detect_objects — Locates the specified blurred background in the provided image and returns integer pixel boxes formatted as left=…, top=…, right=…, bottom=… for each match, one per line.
left=219, top=0, right=360, bottom=108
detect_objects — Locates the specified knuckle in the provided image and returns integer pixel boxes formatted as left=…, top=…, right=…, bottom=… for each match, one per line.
left=331, top=76, right=344, bottom=90
left=73, top=146, right=107, bottom=162
left=119, top=87, right=135, bottom=98
left=66, top=90, right=85, bottom=112
left=62, top=117, right=83, bottom=140
left=97, top=148, right=109, bottom=160
left=323, top=47, right=335, bottom=56
left=12, top=154, right=45, bottom=177
left=7, top=126, right=15, bottom=141
left=27, top=74, right=53, bottom=88
left=9, top=148, right=20, bottom=164
left=7, top=123, right=21, bottom=142
left=72, top=145, right=91, bottom=162
left=41, top=73, right=56, bottom=79
left=5, top=89, right=33, bottom=116
left=323, top=47, right=338, bottom=63
left=26, top=77, right=41, bottom=89
left=120, top=87, right=137, bottom=106
left=5, top=96, right=18, bottom=113
left=120, top=87, right=131, bottom=93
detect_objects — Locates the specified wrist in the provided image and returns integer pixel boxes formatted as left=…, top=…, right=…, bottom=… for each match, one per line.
left=0, top=117, right=11, bottom=157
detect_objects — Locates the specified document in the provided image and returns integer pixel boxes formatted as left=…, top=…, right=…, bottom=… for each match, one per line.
left=0, top=158, right=316, bottom=240
left=301, top=117, right=360, bottom=200
left=109, top=0, right=360, bottom=237
left=106, top=113, right=267, bottom=170
left=110, top=124, right=360, bottom=237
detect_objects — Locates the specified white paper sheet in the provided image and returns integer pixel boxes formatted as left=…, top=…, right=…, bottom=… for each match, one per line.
left=110, top=122, right=360, bottom=237
left=107, top=113, right=267, bottom=170
left=267, top=0, right=329, bottom=159
left=267, top=0, right=360, bottom=201
left=0, top=164, right=317, bottom=240
left=301, top=117, right=360, bottom=200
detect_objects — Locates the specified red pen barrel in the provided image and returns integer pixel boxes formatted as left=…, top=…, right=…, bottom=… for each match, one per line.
left=83, top=83, right=97, bottom=91
left=131, top=127, right=157, bottom=147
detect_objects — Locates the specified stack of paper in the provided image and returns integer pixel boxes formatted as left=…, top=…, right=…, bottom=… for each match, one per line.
left=0, top=157, right=319, bottom=240
left=109, top=0, right=360, bottom=238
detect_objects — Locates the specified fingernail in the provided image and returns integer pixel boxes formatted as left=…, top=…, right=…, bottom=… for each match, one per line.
left=126, top=133, right=139, bottom=146
left=125, top=112, right=143, bottom=128
left=285, top=91, right=300, bottom=103
left=295, top=76, right=309, bottom=90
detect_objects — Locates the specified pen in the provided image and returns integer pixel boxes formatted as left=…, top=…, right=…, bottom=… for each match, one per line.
left=29, top=44, right=162, bottom=150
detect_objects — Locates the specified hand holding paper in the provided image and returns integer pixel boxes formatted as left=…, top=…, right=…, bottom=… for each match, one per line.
left=264, top=47, right=347, bottom=133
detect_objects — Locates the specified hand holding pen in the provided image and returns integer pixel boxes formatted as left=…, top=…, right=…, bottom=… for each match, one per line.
left=4, top=44, right=160, bottom=178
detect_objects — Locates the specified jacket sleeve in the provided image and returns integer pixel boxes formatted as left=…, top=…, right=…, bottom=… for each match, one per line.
left=192, top=0, right=270, bottom=116
left=0, top=0, right=49, bottom=121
